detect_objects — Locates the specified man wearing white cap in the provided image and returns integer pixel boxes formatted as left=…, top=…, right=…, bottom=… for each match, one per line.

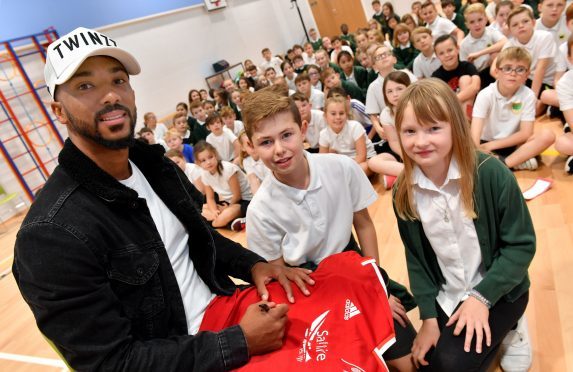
left=12, top=27, right=313, bottom=371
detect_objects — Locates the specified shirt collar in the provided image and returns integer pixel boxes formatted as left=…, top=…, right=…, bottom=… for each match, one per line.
left=400, top=42, right=411, bottom=49
left=412, top=156, right=461, bottom=191
left=269, top=151, right=321, bottom=204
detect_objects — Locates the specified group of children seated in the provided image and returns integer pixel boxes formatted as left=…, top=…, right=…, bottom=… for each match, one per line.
left=130, top=0, right=564, bottom=370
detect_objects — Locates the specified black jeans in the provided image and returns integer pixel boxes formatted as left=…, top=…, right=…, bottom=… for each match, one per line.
left=421, top=292, right=529, bottom=372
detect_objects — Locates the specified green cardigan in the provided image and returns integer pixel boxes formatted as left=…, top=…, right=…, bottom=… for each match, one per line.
left=394, top=152, right=535, bottom=320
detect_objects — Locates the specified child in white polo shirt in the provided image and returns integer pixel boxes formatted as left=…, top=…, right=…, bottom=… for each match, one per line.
left=471, top=47, right=556, bottom=170
left=420, top=0, right=465, bottom=42
left=241, top=88, right=417, bottom=371
left=411, top=27, right=442, bottom=79
left=535, top=0, right=569, bottom=47
left=501, top=6, right=558, bottom=114
left=290, top=92, right=327, bottom=153
left=460, top=3, right=508, bottom=89
left=205, top=113, right=240, bottom=163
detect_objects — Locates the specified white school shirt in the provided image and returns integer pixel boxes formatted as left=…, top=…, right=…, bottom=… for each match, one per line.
left=246, top=152, right=378, bottom=265
left=227, top=120, right=244, bottom=137
left=318, top=119, right=376, bottom=159
left=201, top=161, right=253, bottom=202
left=557, top=69, right=573, bottom=111
left=535, top=15, right=570, bottom=47
left=306, top=109, right=328, bottom=149
left=243, top=156, right=270, bottom=182
left=120, top=162, right=215, bottom=335
left=184, top=163, right=202, bottom=182
left=303, top=52, right=316, bottom=65
left=555, top=42, right=572, bottom=72
left=412, top=158, right=484, bottom=317
left=460, top=28, right=505, bottom=72
left=309, top=88, right=325, bottom=109
left=427, top=16, right=458, bottom=39
left=206, top=127, right=237, bottom=162
left=153, top=123, right=168, bottom=143
left=502, top=30, right=557, bottom=85
left=330, top=45, right=354, bottom=64
left=366, top=71, right=417, bottom=115
left=485, top=2, right=496, bottom=22
left=412, top=52, right=442, bottom=79
left=473, top=82, right=536, bottom=141
left=285, top=73, right=298, bottom=91
left=260, top=56, right=283, bottom=76
left=379, top=106, right=394, bottom=127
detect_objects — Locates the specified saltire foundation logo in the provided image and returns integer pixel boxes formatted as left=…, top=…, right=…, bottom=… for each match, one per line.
left=297, top=310, right=330, bottom=363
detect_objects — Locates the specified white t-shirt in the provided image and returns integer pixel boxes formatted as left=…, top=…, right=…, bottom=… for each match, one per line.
left=303, top=52, right=316, bottom=65
left=201, top=161, right=253, bottom=202
left=247, top=152, right=378, bottom=265
left=412, top=52, right=442, bottom=79
left=427, top=16, right=458, bottom=39
left=502, top=30, right=557, bottom=85
left=306, top=109, right=328, bottom=149
left=379, top=106, right=395, bottom=127
left=318, top=119, right=376, bottom=159
left=285, top=73, right=298, bottom=91
left=557, top=69, right=573, bottom=111
left=119, top=161, right=215, bottom=335
left=485, top=2, right=496, bottom=22
left=309, top=88, right=325, bottom=110
left=330, top=45, right=354, bottom=64
left=226, top=120, right=244, bottom=137
left=260, top=56, right=283, bottom=76
left=153, top=123, right=168, bottom=143
left=184, top=163, right=202, bottom=182
left=243, top=156, right=270, bottom=182
left=206, top=127, right=237, bottom=162
left=535, top=15, right=570, bottom=47
left=460, top=28, right=505, bottom=72
left=555, top=42, right=572, bottom=72
left=472, top=82, right=536, bottom=141
left=412, top=158, right=484, bottom=317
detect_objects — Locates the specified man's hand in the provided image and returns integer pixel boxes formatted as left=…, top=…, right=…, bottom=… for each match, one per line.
left=411, top=318, right=440, bottom=369
left=239, top=301, right=289, bottom=355
left=446, top=296, right=491, bottom=353
left=389, top=295, right=409, bottom=328
left=250, top=262, right=315, bottom=303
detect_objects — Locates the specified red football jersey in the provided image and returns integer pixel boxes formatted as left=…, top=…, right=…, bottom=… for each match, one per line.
left=199, top=251, right=396, bottom=371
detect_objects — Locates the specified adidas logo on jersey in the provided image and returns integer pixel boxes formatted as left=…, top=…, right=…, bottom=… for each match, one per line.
left=344, top=299, right=361, bottom=320
left=297, top=310, right=330, bottom=363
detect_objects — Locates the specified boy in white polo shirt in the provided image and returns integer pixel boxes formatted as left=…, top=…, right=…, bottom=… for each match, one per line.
left=420, top=0, right=465, bottom=42
left=501, top=6, right=558, bottom=114
left=472, top=47, right=555, bottom=170
left=535, top=0, right=569, bottom=47
left=290, top=92, right=327, bottom=153
left=411, top=27, right=442, bottom=79
left=242, top=88, right=417, bottom=372
left=205, top=113, right=240, bottom=163
left=460, top=3, right=508, bottom=89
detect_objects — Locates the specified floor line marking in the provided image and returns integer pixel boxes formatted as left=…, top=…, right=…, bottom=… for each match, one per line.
left=0, top=352, right=67, bottom=368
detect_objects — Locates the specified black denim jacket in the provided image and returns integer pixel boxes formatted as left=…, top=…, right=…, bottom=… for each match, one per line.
left=13, top=139, right=265, bottom=371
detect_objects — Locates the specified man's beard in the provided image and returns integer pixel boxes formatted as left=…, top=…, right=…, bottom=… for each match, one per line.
left=64, top=103, right=137, bottom=150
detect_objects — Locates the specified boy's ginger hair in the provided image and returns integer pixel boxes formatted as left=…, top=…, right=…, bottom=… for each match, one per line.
left=411, top=26, right=432, bottom=40
left=241, top=88, right=302, bottom=139
left=164, top=128, right=183, bottom=141
left=463, top=3, right=486, bottom=18
left=172, top=112, right=187, bottom=125
left=165, top=149, right=185, bottom=159
left=294, top=72, right=311, bottom=84
left=219, top=106, right=236, bottom=118
left=495, top=47, right=532, bottom=69
left=421, top=1, right=436, bottom=10
left=189, top=101, right=203, bottom=111
left=320, top=67, right=337, bottom=82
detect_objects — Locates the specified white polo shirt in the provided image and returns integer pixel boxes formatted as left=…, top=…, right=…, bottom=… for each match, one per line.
left=412, top=52, right=442, bottom=79
left=460, top=28, right=505, bottom=72
left=309, top=88, right=325, bottom=110
left=184, top=163, right=202, bottom=182
left=259, top=56, right=283, bottom=76
left=366, top=70, right=417, bottom=115
left=379, top=106, right=395, bottom=127
left=413, top=158, right=484, bottom=316
left=555, top=42, right=572, bottom=72
left=206, top=127, right=237, bottom=162
left=243, top=156, right=270, bottom=182
left=200, top=161, right=253, bottom=202
left=226, top=120, right=244, bottom=137
left=557, top=69, right=573, bottom=111
left=427, top=16, right=458, bottom=39
left=473, top=82, right=536, bottom=141
left=306, top=109, right=328, bottom=149
left=502, top=30, right=557, bottom=85
left=246, top=152, right=378, bottom=265
left=535, top=15, right=570, bottom=47
left=318, top=120, right=376, bottom=159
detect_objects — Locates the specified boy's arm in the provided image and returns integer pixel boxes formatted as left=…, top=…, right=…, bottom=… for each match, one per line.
left=353, top=208, right=379, bottom=264
left=232, top=139, right=241, bottom=164
left=354, top=135, right=367, bottom=163
left=227, top=172, right=243, bottom=205
left=530, top=58, right=551, bottom=98
left=467, top=37, right=508, bottom=62
left=370, top=114, right=385, bottom=138
left=480, top=121, right=534, bottom=151
left=452, top=27, right=465, bottom=44
left=470, top=117, right=485, bottom=146
left=247, top=173, right=262, bottom=195
left=457, top=75, right=481, bottom=102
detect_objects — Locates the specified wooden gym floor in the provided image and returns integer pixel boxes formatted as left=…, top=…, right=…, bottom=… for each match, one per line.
left=0, top=117, right=571, bottom=371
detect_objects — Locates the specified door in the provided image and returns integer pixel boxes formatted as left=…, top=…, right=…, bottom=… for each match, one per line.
left=307, top=0, right=368, bottom=39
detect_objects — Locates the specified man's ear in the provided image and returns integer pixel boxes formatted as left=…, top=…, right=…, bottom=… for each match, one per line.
left=51, top=102, right=69, bottom=125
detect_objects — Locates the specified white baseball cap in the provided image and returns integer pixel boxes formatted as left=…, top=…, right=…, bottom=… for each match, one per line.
left=44, top=27, right=141, bottom=98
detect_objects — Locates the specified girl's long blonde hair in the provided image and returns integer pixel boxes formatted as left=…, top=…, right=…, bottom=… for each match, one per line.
left=394, top=78, right=477, bottom=221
